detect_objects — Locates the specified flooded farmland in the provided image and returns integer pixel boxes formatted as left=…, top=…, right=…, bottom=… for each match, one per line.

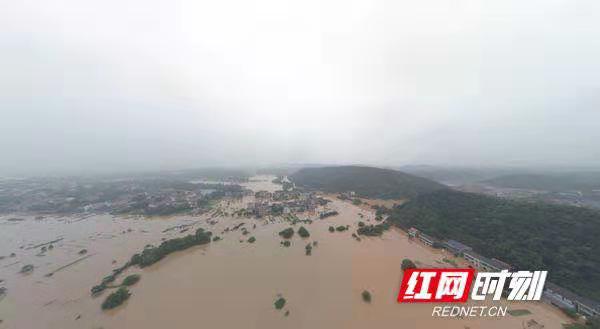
left=0, top=176, right=571, bottom=329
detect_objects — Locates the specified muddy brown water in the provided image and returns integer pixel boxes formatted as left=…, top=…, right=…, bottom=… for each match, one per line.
left=0, top=176, right=571, bottom=328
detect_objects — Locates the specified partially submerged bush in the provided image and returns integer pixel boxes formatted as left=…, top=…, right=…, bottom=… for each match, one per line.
left=101, top=287, right=130, bottom=310
left=20, top=264, right=34, bottom=274
left=361, top=290, right=371, bottom=303
left=247, top=236, right=256, bottom=243
left=401, top=259, right=416, bottom=271
left=298, top=226, right=310, bottom=238
left=279, top=228, right=294, bottom=239
left=274, top=297, right=286, bottom=310
left=328, top=226, right=335, bottom=232
left=122, top=274, right=141, bottom=286
left=305, top=243, right=312, bottom=256
left=91, top=284, right=106, bottom=295
left=335, top=226, right=347, bottom=232
left=281, top=240, right=291, bottom=247
left=357, top=223, right=390, bottom=236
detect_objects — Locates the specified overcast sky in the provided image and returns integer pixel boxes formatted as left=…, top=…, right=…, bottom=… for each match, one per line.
left=1, top=0, right=599, bottom=175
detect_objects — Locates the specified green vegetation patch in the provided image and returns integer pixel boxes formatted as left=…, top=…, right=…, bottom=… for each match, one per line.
left=121, top=274, right=141, bottom=287
left=279, top=228, right=294, bottom=239
left=357, top=222, right=390, bottom=236
left=507, top=309, right=532, bottom=317
left=305, top=243, right=312, bottom=256
left=101, top=287, right=131, bottom=310
left=19, top=264, right=34, bottom=274
left=389, top=189, right=600, bottom=300
left=361, top=290, right=372, bottom=303
left=297, top=226, right=310, bottom=238
left=247, top=236, right=256, bottom=243
left=401, top=259, right=416, bottom=271
left=291, top=166, right=445, bottom=199
left=442, top=258, right=458, bottom=267
left=130, top=228, right=212, bottom=268
left=93, top=228, right=212, bottom=296
left=274, top=297, right=286, bottom=310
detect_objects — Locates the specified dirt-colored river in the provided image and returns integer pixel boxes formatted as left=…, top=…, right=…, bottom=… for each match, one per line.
left=0, top=176, right=571, bottom=329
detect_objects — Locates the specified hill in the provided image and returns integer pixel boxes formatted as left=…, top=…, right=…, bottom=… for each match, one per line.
left=483, top=172, right=600, bottom=192
left=389, top=189, right=600, bottom=300
left=399, top=165, right=519, bottom=185
left=291, top=166, right=446, bottom=199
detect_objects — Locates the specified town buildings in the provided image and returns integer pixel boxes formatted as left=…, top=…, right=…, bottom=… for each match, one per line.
left=444, top=240, right=473, bottom=256
left=463, top=251, right=512, bottom=271
left=543, top=282, right=600, bottom=317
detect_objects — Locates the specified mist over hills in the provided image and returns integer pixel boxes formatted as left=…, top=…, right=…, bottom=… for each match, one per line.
left=483, top=172, right=600, bottom=192
left=291, top=165, right=446, bottom=199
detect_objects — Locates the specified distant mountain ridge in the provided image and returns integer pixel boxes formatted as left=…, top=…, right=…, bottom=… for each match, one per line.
left=291, top=166, right=446, bottom=199
left=399, top=165, right=526, bottom=186
left=483, top=173, right=600, bottom=192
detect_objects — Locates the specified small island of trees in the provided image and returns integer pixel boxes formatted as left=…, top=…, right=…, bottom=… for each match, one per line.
left=357, top=222, right=390, bottom=236
left=101, top=287, right=131, bottom=310
left=401, top=259, right=416, bottom=271
left=279, top=228, right=294, bottom=239
left=274, top=297, right=286, bottom=310
left=298, top=226, right=310, bottom=238
left=122, top=274, right=140, bottom=286
left=361, top=290, right=372, bottom=303
left=92, top=228, right=213, bottom=296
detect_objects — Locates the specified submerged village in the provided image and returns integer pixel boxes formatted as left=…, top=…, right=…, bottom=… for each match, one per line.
left=0, top=170, right=595, bottom=329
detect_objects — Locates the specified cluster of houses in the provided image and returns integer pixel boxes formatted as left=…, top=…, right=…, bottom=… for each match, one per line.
left=407, top=227, right=600, bottom=317
left=248, top=190, right=329, bottom=218
left=337, top=191, right=357, bottom=200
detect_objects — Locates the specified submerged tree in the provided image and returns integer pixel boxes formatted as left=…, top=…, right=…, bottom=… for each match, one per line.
left=274, top=297, right=286, bottom=310
left=121, top=274, right=141, bottom=286
left=101, top=287, right=131, bottom=310
left=401, top=259, right=416, bottom=271
left=298, top=226, right=310, bottom=238
left=279, top=228, right=294, bottom=239
left=361, top=290, right=372, bottom=303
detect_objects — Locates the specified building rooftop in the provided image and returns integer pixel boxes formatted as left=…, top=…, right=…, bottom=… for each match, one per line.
left=464, top=250, right=511, bottom=270
left=444, top=240, right=472, bottom=252
left=545, top=282, right=600, bottom=311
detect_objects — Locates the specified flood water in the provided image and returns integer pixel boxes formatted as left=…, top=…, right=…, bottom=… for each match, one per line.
left=0, top=175, right=571, bottom=329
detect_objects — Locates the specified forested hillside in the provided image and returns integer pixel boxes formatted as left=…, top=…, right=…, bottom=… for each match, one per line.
left=389, top=189, right=600, bottom=300
left=291, top=166, right=446, bottom=199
